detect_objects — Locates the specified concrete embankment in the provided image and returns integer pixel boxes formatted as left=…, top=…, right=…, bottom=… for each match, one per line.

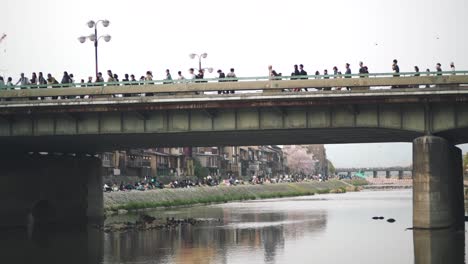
left=104, top=180, right=352, bottom=213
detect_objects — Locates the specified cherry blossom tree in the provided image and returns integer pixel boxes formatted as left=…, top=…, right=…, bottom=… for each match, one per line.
left=283, top=146, right=316, bottom=175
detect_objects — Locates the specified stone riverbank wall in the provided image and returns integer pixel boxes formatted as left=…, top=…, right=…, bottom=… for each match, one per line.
left=104, top=180, right=352, bottom=212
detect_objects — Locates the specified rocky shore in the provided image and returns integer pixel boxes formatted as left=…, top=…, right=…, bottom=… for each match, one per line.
left=102, top=215, right=221, bottom=233
left=104, top=180, right=352, bottom=214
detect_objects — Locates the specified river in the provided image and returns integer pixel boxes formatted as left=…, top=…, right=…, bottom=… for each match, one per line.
left=1, top=190, right=466, bottom=263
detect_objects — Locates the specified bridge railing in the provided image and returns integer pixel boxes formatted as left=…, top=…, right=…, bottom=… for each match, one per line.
left=0, top=71, right=468, bottom=100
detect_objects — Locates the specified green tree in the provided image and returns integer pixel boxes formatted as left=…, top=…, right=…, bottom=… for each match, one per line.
left=194, top=158, right=210, bottom=179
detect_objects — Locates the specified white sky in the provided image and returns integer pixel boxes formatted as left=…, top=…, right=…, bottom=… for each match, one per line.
left=1, top=0, right=467, bottom=167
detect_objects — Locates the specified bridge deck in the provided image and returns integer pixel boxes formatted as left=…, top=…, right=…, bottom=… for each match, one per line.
left=0, top=73, right=467, bottom=100
left=0, top=73, right=468, bottom=152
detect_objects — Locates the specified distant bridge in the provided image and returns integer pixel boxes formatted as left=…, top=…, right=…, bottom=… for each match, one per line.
left=335, top=166, right=412, bottom=179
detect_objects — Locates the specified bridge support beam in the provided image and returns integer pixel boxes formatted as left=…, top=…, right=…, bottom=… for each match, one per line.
left=0, top=154, right=103, bottom=228
left=449, top=146, right=464, bottom=231
left=385, top=171, right=391, bottom=179
left=413, top=229, right=464, bottom=264
left=373, top=171, right=377, bottom=178
left=398, top=170, right=404, bottom=180
left=412, top=136, right=464, bottom=229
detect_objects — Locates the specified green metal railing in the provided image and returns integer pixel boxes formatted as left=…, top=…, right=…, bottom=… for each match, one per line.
left=0, top=71, right=467, bottom=90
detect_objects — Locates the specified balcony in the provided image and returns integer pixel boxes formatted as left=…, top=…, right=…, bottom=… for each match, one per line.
left=127, top=159, right=151, bottom=168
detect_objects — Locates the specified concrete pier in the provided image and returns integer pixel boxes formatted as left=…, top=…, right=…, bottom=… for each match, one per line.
left=385, top=171, right=391, bottom=179
left=449, top=146, right=464, bottom=230
left=412, top=136, right=453, bottom=229
left=0, top=154, right=103, bottom=228
left=398, top=170, right=404, bottom=179
left=413, top=229, right=464, bottom=264
left=373, top=171, right=378, bottom=178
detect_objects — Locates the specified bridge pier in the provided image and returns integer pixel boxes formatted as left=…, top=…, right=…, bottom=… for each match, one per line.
left=373, top=171, right=377, bottom=178
left=0, top=154, right=103, bottom=228
left=449, top=146, right=464, bottom=231
left=398, top=170, right=404, bottom=179
left=413, top=229, right=464, bottom=264
left=385, top=171, right=391, bottom=179
left=412, top=136, right=464, bottom=229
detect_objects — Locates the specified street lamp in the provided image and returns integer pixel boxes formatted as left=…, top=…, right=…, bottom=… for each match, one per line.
left=189, top=53, right=213, bottom=73
left=78, top=19, right=111, bottom=78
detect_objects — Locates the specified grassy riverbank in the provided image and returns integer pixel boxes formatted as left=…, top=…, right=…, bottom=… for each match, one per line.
left=104, top=180, right=352, bottom=213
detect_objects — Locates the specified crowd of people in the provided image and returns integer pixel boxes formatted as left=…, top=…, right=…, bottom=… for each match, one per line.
left=0, top=67, right=238, bottom=89
left=103, top=175, right=221, bottom=192
left=0, top=60, right=458, bottom=93
left=103, top=173, right=331, bottom=192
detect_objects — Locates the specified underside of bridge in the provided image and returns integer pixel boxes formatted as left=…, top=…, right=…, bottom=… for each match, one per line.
left=0, top=154, right=102, bottom=228
left=0, top=127, right=426, bottom=153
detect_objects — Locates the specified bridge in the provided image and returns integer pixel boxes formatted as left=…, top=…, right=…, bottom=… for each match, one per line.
left=0, top=71, right=466, bottom=231
left=335, top=166, right=412, bottom=179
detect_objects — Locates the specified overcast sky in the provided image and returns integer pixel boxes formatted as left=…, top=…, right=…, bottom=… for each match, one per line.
left=1, top=0, right=467, bottom=167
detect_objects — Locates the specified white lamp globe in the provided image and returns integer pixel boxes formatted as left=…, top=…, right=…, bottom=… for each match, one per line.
left=87, top=20, right=95, bottom=28
left=78, top=36, right=87, bottom=43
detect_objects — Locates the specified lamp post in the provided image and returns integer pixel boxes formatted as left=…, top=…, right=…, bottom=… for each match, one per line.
left=189, top=53, right=213, bottom=73
left=78, top=20, right=111, bottom=78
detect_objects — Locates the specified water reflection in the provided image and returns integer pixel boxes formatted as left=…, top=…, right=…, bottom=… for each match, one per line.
left=413, top=229, right=465, bottom=264
left=104, top=208, right=327, bottom=264
left=0, top=226, right=103, bottom=264
left=1, top=191, right=467, bottom=264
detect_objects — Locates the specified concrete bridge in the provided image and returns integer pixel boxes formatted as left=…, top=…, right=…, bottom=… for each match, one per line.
left=335, top=166, right=412, bottom=179
left=0, top=72, right=467, bottom=231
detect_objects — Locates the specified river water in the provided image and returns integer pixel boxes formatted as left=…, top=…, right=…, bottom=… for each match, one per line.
left=1, top=190, right=466, bottom=263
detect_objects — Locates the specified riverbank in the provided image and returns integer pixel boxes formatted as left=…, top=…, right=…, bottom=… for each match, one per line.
left=104, top=180, right=352, bottom=214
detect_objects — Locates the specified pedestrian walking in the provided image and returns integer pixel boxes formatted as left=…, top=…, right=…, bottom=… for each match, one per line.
left=188, top=68, right=196, bottom=80
left=391, top=59, right=400, bottom=88
left=226, top=68, right=236, bottom=93
left=392, top=59, right=400, bottom=77
left=15, top=73, right=30, bottom=87
left=359, top=61, right=366, bottom=77
left=436, top=63, right=442, bottom=76
left=299, top=64, right=308, bottom=91
left=145, top=71, right=153, bottom=96
left=414, top=66, right=420, bottom=76
left=217, top=69, right=226, bottom=94
left=164, top=69, right=172, bottom=84
left=38, top=72, right=47, bottom=86
left=6, top=77, right=13, bottom=87
left=291, top=64, right=300, bottom=80
left=122, top=74, right=129, bottom=83
left=323, top=69, right=331, bottom=91
left=95, top=72, right=104, bottom=85
left=344, top=63, right=351, bottom=90
left=332, top=66, right=338, bottom=77
left=107, top=70, right=115, bottom=83
left=30, top=72, right=37, bottom=85
left=61, top=71, right=71, bottom=85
